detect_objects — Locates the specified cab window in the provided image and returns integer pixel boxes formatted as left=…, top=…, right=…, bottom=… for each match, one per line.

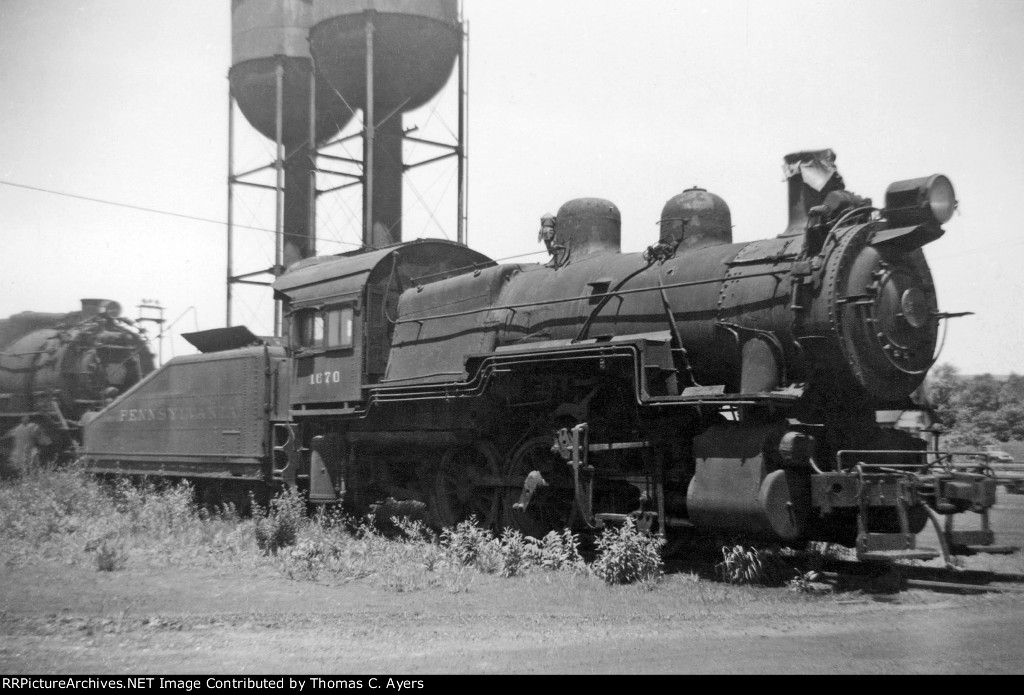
left=324, top=307, right=354, bottom=349
left=295, top=311, right=324, bottom=350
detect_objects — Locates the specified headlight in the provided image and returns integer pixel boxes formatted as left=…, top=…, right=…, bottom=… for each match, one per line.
left=884, top=174, right=957, bottom=227
left=100, top=301, right=122, bottom=318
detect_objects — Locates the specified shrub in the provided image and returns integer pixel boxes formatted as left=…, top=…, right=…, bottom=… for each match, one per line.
left=275, top=514, right=479, bottom=592
left=94, top=539, right=127, bottom=572
left=498, top=529, right=527, bottom=577
left=440, top=516, right=494, bottom=568
left=392, top=516, right=437, bottom=545
left=283, top=539, right=325, bottom=581
left=524, top=529, right=585, bottom=572
left=473, top=538, right=504, bottom=575
left=440, top=522, right=585, bottom=577
left=591, top=519, right=665, bottom=585
left=137, top=482, right=197, bottom=536
left=253, top=486, right=306, bottom=555
left=716, top=544, right=795, bottom=586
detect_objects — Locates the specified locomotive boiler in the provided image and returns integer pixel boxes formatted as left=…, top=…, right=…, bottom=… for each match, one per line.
left=0, top=299, right=155, bottom=461
left=83, top=151, right=1012, bottom=562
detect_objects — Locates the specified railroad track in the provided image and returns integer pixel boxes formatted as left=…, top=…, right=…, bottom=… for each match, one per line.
left=822, top=559, right=1024, bottom=595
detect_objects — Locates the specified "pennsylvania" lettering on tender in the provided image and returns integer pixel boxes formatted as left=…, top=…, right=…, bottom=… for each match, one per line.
left=118, top=404, right=241, bottom=423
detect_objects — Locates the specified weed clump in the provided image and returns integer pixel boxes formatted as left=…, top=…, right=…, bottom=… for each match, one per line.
left=525, top=529, right=585, bottom=573
left=438, top=518, right=586, bottom=577
left=497, top=529, right=528, bottom=577
left=93, top=538, right=127, bottom=572
left=441, top=517, right=494, bottom=568
left=276, top=513, right=472, bottom=592
left=284, top=539, right=325, bottom=580
left=716, top=544, right=795, bottom=586
left=591, top=519, right=665, bottom=585
left=0, top=463, right=249, bottom=571
left=110, top=478, right=198, bottom=537
left=252, top=487, right=306, bottom=555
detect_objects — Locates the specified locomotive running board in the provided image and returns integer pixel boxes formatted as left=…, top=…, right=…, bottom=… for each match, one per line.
left=371, top=334, right=808, bottom=409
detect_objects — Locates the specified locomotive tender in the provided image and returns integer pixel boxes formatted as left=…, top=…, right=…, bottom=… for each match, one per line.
left=84, top=150, right=1011, bottom=560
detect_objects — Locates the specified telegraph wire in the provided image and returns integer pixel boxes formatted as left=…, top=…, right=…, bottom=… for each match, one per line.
left=0, top=179, right=361, bottom=249
left=0, top=178, right=561, bottom=267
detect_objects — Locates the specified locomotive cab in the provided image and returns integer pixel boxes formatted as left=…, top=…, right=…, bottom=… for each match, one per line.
left=273, top=239, right=494, bottom=412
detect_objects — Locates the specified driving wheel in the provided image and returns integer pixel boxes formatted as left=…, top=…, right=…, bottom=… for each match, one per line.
left=502, top=435, right=574, bottom=538
left=430, top=440, right=502, bottom=529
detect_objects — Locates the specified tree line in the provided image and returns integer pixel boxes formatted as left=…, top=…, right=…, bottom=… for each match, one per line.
left=925, top=364, right=1024, bottom=447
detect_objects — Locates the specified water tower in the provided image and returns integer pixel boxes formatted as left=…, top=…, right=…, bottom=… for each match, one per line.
left=227, top=0, right=467, bottom=334
left=310, top=0, right=462, bottom=249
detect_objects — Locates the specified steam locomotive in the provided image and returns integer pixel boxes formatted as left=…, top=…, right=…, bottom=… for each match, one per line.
left=82, top=150, right=1013, bottom=561
left=0, top=299, right=155, bottom=462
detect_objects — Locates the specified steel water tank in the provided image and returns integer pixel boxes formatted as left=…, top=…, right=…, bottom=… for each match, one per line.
left=230, top=0, right=354, bottom=147
left=309, top=0, right=460, bottom=112
left=308, top=1, right=462, bottom=247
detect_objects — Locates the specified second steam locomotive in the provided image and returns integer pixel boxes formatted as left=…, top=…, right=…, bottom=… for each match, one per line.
left=83, top=150, right=1010, bottom=561
left=0, top=299, right=154, bottom=464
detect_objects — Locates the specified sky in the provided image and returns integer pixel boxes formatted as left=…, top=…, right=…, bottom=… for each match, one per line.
left=1, top=0, right=1023, bottom=374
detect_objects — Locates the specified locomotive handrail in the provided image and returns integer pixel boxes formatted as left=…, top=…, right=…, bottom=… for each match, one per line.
left=836, top=449, right=1000, bottom=474
left=393, top=269, right=789, bottom=325
left=725, top=253, right=799, bottom=267
left=410, top=260, right=497, bottom=284
left=409, top=251, right=552, bottom=285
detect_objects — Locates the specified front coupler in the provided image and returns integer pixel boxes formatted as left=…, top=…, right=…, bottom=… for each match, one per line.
left=813, top=451, right=1015, bottom=563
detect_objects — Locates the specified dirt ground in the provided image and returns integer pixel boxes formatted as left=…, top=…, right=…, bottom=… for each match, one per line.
left=3, top=497, right=1024, bottom=675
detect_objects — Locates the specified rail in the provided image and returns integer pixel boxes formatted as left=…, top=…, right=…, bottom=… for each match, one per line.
left=818, top=559, right=1024, bottom=595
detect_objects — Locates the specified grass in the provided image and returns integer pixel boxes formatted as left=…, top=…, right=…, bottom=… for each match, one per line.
left=0, top=462, right=261, bottom=572
left=6, top=464, right=1024, bottom=679
left=0, top=464, right=656, bottom=592
left=5, top=461, right=1018, bottom=600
